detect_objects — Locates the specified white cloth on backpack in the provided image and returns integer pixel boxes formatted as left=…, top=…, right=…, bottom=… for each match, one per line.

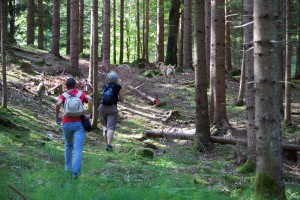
left=62, top=91, right=84, bottom=117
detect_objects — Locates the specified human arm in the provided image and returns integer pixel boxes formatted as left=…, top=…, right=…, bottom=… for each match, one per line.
left=118, top=89, right=124, bottom=102
left=85, top=94, right=93, bottom=115
left=55, top=99, right=63, bottom=122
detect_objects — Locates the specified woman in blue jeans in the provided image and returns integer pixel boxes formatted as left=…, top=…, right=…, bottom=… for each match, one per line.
left=55, top=77, right=92, bottom=178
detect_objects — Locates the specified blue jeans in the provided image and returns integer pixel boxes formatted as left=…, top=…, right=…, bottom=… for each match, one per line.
left=62, top=122, right=85, bottom=176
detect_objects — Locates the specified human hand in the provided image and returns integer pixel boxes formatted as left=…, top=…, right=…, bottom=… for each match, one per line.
left=56, top=117, right=62, bottom=126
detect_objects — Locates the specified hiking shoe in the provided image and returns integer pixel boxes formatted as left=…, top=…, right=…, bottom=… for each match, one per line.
left=106, top=144, right=113, bottom=151
left=71, top=172, right=79, bottom=180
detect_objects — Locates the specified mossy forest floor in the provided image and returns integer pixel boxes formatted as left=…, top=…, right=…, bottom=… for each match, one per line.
left=0, top=47, right=299, bottom=199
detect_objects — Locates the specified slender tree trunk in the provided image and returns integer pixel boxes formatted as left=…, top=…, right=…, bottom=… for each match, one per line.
left=26, top=0, right=34, bottom=45
left=236, top=43, right=245, bottom=106
left=183, top=0, right=192, bottom=69
left=119, top=0, right=124, bottom=63
left=210, top=0, right=231, bottom=128
left=178, top=12, right=184, bottom=71
left=194, top=0, right=210, bottom=149
left=144, top=0, right=149, bottom=63
left=113, top=0, right=116, bottom=64
left=294, top=0, right=300, bottom=79
left=1, top=0, right=8, bottom=108
left=205, top=0, right=211, bottom=81
left=165, top=0, right=181, bottom=65
left=8, top=0, right=15, bottom=39
left=225, top=0, right=232, bottom=71
left=91, top=0, right=99, bottom=127
left=66, top=0, right=70, bottom=55
left=70, top=0, right=80, bottom=76
left=278, top=0, right=284, bottom=113
left=156, top=0, right=164, bottom=64
left=37, top=0, right=43, bottom=50
left=51, top=0, right=60, bottom=57
left=102, top=0, right=110, bottom=66
left=254, top=0, right=285, bottom=199
left=136, top=0, right=140, bottom=60
left=283, top=0, right=292, bottom=125
left=78, top=0, right=84, bottom=54
left=244, top=0, right=256, bottom=166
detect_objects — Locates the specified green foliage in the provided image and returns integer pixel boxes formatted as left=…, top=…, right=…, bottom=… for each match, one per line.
left=239, top=159, right=256, bottom=174
left=143, top=69, right=159, bottom=78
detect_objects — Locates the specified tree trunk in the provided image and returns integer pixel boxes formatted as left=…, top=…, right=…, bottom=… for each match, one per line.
left=37, top=0, right=44, bottom=50
left=136, top=0, right=140, bottom=60
left=1, top=0, right=8, bottom=108
left=119, top=0, right=124, bottom=63
left=8, top=0, right=15, bottom=39
left=26, top=0, right=34, bottom=45
left=156, top=0, right=164, bottom=64
left=254, top=0, right=285, bottom=198
left=210, top=0, right=231, bottom=128
left=236, top=43, right=245, bottom=106
left=244, top=0, right=256, bottom=166
left=70, top=0, right=80, bottom=76
left=102, top=0, right=110, bottom=66
left=66, top=0, right=70, bottom=55
left=183, top=0, right=192, bottom=70
left=178, top=12, right=184, bottom=71
left=278, top=0, right=284, bottom=113
left=78, top=0, right=84, bottom=54
left=144, top=0, right=149, bottom=63
left=205, top=0, right=211, bottom=81
left=51, top=0, right=60, bottom=57
left=295, top=0, right=300, bottom=79
left=225, top=0, right=232, bottom=71
left=113, top=0, right=116, bottom=64
left=165, top=0, right=181, bottom=65
left=194, top=0, right=210, bottom=149
left=283, top=0, right=292, bottom=126
left=91, top=0, right=99, bottom=128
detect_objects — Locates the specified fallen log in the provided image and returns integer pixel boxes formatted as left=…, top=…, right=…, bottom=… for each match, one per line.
left=144, top=130, right=300, bottom=152
left=127, top=85, right=158, bottom=105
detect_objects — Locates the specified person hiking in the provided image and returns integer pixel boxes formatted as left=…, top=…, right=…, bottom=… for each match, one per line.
left=98, top=71, right=124, bottom=151
left=55, top=77, right=92, bottom=179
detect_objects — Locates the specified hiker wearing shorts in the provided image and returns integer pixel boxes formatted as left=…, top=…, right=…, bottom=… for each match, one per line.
left=98, top=71, right=124, bottom=151
left=55, top=77, right=93, bottom=179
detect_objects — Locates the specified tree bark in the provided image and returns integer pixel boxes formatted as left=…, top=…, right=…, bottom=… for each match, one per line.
left=194, top=0, right=210, bottom=149
left=210, top=0, right=231, bottom=128
left=102, top=0, right=110, bottom=66
left=254, top=0, right=285, bottom=198
left=78, top=0, right=84, bottom=54
left=225, top=0, right=232, bottom=71
left=69, top=0, right=80, bottom=76
left=66, top=0, right=70, bottom=55
left=144, top=0, right=149, bottom=63
left=26, top=0, right=34, bottom=45
left=91, top=0, right=99, bottom=128
left=156, top=0, right=164, bottom=64
left=244, top=0, right=256, bottom=165
left=205, top=0, right=211, bottom=81
left=165, top=0, right=181, bottom=65
left=183, top=0, right=192, bottom=70
left=1, top=0, right=8, bottom=108
left=283, top=0, right=292, bottom=125
left=136, top=0, right=141, bottom=60
left=236, top=43, right=245, bottom=106
left=37, top=0, right=44, bottom=50
left=119, top=0, right=124, bottom=63
left=8, top=0, right=15, bottom=39
left=178, top=12, right=184, bottom=71
left=51, top=0, right=60, bottom=57
left=113, top=0, right=116, bottom=63
left=295, top=0, right=300, bottom=79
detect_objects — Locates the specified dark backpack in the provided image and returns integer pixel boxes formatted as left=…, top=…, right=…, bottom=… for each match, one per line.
left=101, top=84, right=115, bottom=105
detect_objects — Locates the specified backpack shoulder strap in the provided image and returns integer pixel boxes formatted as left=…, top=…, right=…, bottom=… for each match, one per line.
left=76, top=90, right=83, bottom=98
left=62, top=92, right=70, bottom=99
